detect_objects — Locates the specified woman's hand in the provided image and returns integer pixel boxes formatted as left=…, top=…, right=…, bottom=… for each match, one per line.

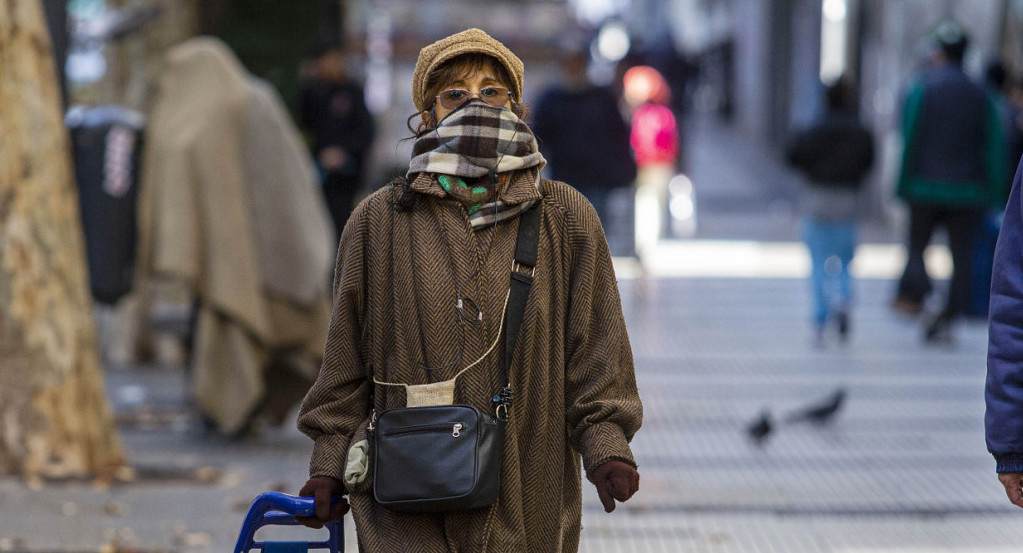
left=591, top=460, right=640, bottom=513
left=296, top=476, right=349, bottom=528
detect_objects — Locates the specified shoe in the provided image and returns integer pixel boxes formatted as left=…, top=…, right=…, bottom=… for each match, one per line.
left=835, top=310, right=850, bottom=343
left=891, top=296, right=922, bottom=316
left=924, top=316, right=953, bottom=344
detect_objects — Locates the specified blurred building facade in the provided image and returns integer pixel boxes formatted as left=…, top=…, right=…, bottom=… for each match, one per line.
left=338, top=0, right=1023, bottom=212
left=651, top=0, right=1020, bottom=219
left=639, top=1, right=1013, bottom=142
left=63, top=0, right=1023, bottom=217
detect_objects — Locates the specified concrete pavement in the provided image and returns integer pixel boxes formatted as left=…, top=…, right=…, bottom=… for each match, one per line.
left=0, top=274, right=1015, bottom=552
left=582, top=275, right=1017, bottom=552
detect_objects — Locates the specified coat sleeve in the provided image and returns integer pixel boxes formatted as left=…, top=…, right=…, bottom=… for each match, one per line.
left=896, top=83, right=925, bottom=201
left=336, top=84, right=375, bottom=162
left=784, top=127, right=817, bottom=175
left=597, top=88, right=636, bottom=185
left=987, top=160, right=1023, bottom=473
left=297, top=202, right=371, bottom=480
left=985, top=94, right=1010, bottom=208
left=561, top=196, right=643, bottom=481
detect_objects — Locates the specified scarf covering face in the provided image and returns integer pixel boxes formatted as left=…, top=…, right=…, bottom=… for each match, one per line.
left=408, top=101, right=546, bottom=229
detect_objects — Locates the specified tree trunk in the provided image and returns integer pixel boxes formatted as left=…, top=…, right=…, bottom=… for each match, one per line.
left=0, top=0, right=127, bottom=483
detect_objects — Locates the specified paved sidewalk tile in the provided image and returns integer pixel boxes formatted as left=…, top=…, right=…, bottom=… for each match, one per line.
left=583, top=276, right=1021, bottom=552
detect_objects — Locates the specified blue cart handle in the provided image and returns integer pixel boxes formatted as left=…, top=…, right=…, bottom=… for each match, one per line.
left=234, top=492, right=343, bottom=553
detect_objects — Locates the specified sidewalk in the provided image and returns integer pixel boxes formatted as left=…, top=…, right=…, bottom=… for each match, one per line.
left=584, top=276, right=1016, bottom=552
left=0, top=276, right=1014, bottom=552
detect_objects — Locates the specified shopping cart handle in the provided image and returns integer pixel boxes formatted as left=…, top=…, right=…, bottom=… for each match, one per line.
left=234, top=492, right=343, bottom=553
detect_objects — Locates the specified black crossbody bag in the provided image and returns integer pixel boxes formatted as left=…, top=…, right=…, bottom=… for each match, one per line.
left=371, top=204, right=541, bottom=513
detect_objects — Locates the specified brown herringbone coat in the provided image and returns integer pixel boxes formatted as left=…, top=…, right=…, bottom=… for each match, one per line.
left=298, top=170, right=642, bottom=552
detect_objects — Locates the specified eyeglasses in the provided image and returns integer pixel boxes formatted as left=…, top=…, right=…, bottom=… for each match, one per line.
left=436, top=86, right=511, bottom=110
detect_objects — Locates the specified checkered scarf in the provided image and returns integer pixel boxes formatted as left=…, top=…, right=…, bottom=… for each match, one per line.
left=408, top=102, right=545, bottom=229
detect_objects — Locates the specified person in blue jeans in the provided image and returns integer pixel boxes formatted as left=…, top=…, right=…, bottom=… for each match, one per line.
left=801, top=221, right=857, bottom=343
left=786, top=79, right=875, bottom=346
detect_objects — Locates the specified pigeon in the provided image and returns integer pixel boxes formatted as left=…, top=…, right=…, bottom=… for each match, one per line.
left=785, top=388, right=846, bottom=425
left=746, top=409, right=773, bottom=446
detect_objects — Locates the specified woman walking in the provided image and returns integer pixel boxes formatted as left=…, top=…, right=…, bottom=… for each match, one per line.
left=295, top=29, right=643, bottom=552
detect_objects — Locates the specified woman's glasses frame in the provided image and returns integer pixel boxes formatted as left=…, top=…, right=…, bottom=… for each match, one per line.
left=435, top=86, right=511, bottom=110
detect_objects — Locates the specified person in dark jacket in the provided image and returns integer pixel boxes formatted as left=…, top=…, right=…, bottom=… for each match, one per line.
left=986, top=158, right=1023, bottom=508
left=532, top=43, right=636, bottom=237
left=300, top=37, right=376, bottom=241
left=786, top=79, right=874, bottom=346
left=891, top=20, right=1007, bottom=343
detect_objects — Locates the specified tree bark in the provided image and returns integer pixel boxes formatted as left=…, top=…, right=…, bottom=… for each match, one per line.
left=0, top=0, right=127, bottom=482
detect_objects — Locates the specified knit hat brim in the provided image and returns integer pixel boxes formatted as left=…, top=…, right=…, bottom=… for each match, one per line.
left=412, top=28, right=524, bottom=113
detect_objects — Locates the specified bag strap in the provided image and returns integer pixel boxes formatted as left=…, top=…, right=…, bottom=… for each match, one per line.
left=495, top=202, right=541, bottom=419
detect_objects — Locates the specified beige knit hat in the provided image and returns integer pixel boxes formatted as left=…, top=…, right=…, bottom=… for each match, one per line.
left=412, top=28, right=524, bottom=112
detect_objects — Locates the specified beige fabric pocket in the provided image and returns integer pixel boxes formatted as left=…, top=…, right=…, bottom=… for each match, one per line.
left=344, top=439, right=369, bottom=488
left=343, top=416, right=374, bottom=494
left=405, top=378, right=456, bottom=407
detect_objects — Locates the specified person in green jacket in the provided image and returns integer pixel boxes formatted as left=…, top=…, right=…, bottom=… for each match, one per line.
left=891, top=20, right=1007, bottom=343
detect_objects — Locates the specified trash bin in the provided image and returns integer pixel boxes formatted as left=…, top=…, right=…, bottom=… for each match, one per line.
left=66, top=105, right=145, bottom=305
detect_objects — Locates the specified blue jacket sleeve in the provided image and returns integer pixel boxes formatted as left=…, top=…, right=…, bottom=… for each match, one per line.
left=987, top=159, right=1023, bottom=472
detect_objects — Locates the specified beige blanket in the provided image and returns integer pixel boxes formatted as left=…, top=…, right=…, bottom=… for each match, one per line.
left=138, top=37, right=332, bottom=435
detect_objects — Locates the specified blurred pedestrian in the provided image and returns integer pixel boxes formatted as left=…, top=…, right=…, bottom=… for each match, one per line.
left=645, top=34, right=696, bottom=172
left=986, top=158, right=1023, bottom=509
left=786, top=79, right=874, bottom=346
left=300, top=35, right=376, bottom=241
left=532, top=40, right=636, bottom=240
left=985, top=60, right=1023, bottom=188
left=890, top=20, right=1007, bottom=343
left=623, top=65, right=679, bottom=265
left=295, top=28, right=642, bottom=550
left=137, top=37, right=335, bottom=437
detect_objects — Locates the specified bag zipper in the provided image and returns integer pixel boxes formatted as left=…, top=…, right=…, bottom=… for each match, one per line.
left=382, top=422, right=466, bottom=438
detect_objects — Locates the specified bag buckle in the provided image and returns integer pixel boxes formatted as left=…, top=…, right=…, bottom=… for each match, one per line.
left=493, top=387, right=513, bottom=420
left=511, top=259, right=535, bottom=278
